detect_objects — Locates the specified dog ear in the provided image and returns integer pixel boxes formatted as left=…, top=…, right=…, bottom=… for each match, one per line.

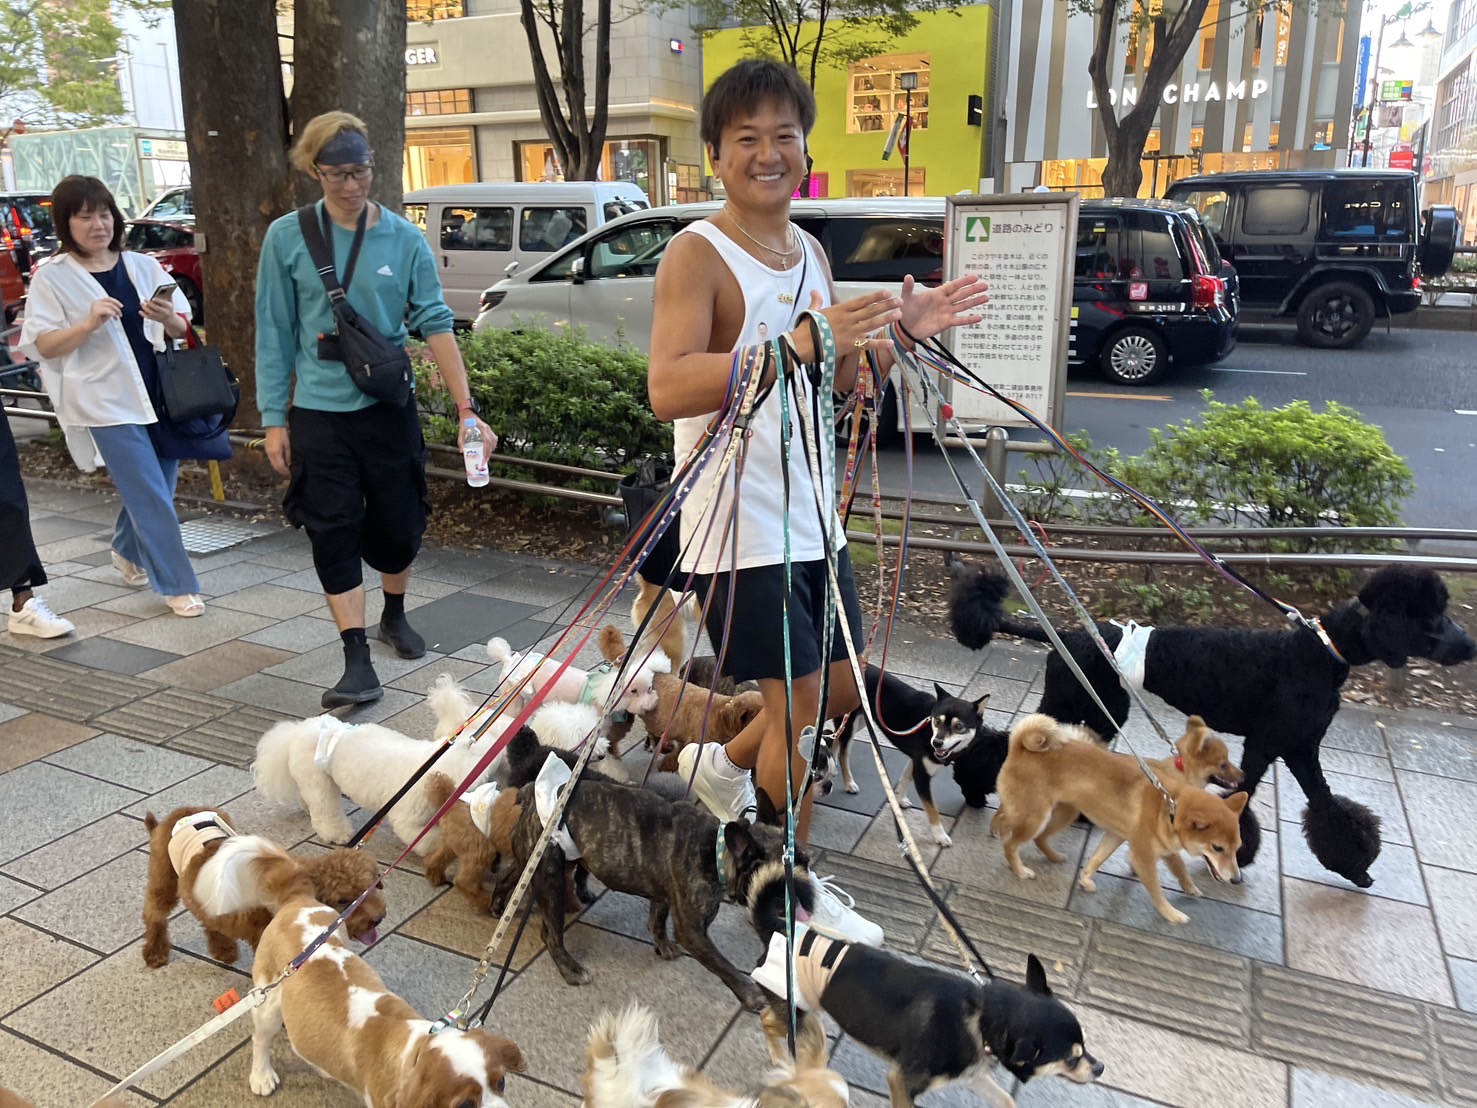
left=973, top=692, right=991, bottom=715
left=1008, top=1036, right=1040, bottom=1068
left=933, top=681, right=950, bottom=701
left=1025, top=953, right=1052, bottom=996
left=725, top=819, right=767, bottom=871
left=488, top=1033, right=527, bottom=1073
left=1223, top=791, right=1250, bottom=815
left=1184, top=716, right=1208, bottom=753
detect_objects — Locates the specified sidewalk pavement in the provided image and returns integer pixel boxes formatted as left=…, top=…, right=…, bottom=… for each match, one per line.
left=2, top=478, right=1475, bottom=1108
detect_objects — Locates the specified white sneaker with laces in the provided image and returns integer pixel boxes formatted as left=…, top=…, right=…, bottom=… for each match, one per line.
left=807, top=873, right=884, bottom=948
left=8, top=596, right=75, bottom=639
left=676, top=741, right=758, bottom=822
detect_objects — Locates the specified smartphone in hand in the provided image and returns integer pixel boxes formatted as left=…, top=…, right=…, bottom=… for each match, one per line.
left=152, top=281, right=179, bottom=303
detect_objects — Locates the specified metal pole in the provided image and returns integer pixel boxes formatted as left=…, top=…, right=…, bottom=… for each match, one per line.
left=1362, top=23, right=1385, bottom=168
left=982, top=426, right=1009, bottom=519
left=904, top=87, right=912, bottom=196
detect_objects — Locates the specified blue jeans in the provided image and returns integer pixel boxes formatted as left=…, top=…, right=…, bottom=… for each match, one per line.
left=89, top=424, right=200, bottom=596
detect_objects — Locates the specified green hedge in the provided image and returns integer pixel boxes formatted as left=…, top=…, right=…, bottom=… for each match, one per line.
left=414, top=326, right=672, bottom=477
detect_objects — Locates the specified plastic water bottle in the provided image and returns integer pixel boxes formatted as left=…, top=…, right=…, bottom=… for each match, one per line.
left=462, top=418, right=489, bottom=487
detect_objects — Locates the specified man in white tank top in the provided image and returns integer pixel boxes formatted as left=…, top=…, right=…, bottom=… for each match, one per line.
left=648, top=60, right=989, bottom=948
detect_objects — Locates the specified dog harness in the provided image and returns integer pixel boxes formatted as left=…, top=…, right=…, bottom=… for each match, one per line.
left=313, top=717, right=358, bottom=773
left=578, top=660, right=614, bottom=707
left=460, top=781, right=501, bottom=838
left=167, top=811, right=235, bottom=876
left=533, top=752, right=580, bottom=858
left=714, top=822, right=729, bottom=894
left=1110, top=620, right=1154, bottom=691
left=750, top=923, right=848, bottom=1011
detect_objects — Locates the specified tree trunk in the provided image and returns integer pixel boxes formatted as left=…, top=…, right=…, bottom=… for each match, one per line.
left=173, top=0, right=294, bottom=430
left=522, top=0, right=611, bottom=181
left=290, top=0, right=408, bottom=210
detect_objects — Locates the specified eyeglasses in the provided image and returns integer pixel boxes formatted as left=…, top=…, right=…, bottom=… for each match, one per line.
left=316, top=164, right=374, bottom=184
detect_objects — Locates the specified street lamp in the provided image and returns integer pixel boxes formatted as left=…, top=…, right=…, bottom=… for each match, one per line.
left=1359, top=1, right=1441, bottom=168
left=898, top=70, right=917, bottom=197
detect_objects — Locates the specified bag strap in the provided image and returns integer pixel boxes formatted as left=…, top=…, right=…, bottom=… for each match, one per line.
left=296, top=202, right=369, bottom=306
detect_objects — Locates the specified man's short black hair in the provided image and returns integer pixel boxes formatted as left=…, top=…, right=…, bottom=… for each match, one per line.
left=701, top=59, right=816, bottom=156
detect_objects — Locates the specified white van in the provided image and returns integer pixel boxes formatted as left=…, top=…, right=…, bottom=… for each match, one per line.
left=402, top=181, right=650, bottom=322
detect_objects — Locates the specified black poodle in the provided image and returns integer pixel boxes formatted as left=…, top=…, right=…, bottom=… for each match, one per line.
left=948, top=564, right=1475, bottom=889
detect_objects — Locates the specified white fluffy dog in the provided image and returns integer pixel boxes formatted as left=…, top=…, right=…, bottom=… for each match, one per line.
left=487, top=635, right=665, bottom=716
left=251, top=676, right=616, bottom=854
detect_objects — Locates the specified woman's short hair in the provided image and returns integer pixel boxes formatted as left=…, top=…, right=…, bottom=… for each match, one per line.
left=700, top=60, right=816, bottom=157
left=51, top=176, right=126, bottom=256
left=290, top=111, right=371, bottom=174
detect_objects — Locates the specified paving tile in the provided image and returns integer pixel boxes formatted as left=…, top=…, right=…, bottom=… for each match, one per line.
left=580, top=889, right=764, bottom=977
left=43, top=732, right=213, bottom=795
left=1453, top=958, right=1477, bottom=1015
left=192, top=786, right=316, bottom=849
left=1276, top=767, right=1411, bottom=847
left=0, top=1028, right=151, bottom=1108
left=808, top=850, right=944, bottom=957
left=0, top=918, right=91, bottom=1019
left=386, top=654, right=489, bottom=693
left=1253, top=963, right=1438, bottom=1097
left=396, top=886, right=547, bottom=971
left=1433, top=1007, right=1477, bottom=1106
left=1321, top=709, right=1388, bottom=755
left=805, top=803, right=872, bottom=854
left=192, top=560, right=291, bottom=597
left=415, top=548, right=524, bottom=585
left=103, top=606, right=274, bottom=655
left=11, top=851, right=155, bottom=954
left=828, top=1035, right=979, bottom=1105
left=44, top=635, right=182, bottom=676
left=924, top=882, right=1092, bottom=995
left=121, top=763, right=254, bottom=820
left=23, top=572, right=129, bottom=615
left=1080, top=921, right=1252, bottom=1048
left=818, top=742, right=918, bottom=818
left=168, top=704, right=293, bottom=768
left=468, top=563, right=598, bottom=609
left=1318, top=746, right=1396, bottom=782
left=1282, top=877, right=1451, bottom=1004
left=93, top=587, right=183, bottom=617
left=1073, top=1004, right=1287, bottom=1108
left=404, top=592, right=550, bottom=656
left=1290, top=1066, right=1443, bottom=1107
left=211, top=672, right=330, bottom=720
left=0, top=712, right=98, bottom=774
left=851, top=805, right=954, bottom=874
left=1399, top=770, right=1477, bottom=874
left=1386, top=719, right=1477, bottom=783
left=0, top=761, right=142, bottom=866
left=486, top=923, right=741, bottom=1095
left=239, top=612, right=345, bottom=653
left=207, top=581, right=325, bottom=619
left=89, top=687, right=238, bottom=744
left=1013, top=1080, right=1168, bottom=1107
left=958, top=669, right=1035, bottom=713
left=242, top=545, right=316, bottom=570
left=137, top=640, right=295, bottom=692
left=0, top=813, right=148, bottom=890
left=28, top=515, right=105, bottom=545
left=0, top=701, right=26, bottom=725
left=0, top=873, right=40, bottom=914
left=1426, top=866, right=1477, bottom=962
left=262, top=637, right=447, bottom=688
left=933, top=805, right=1089, bottom=910
left=4, top=938, right=251, bottom=1098
left=866, top=620, right=984, bottom=688
left=0, top=654, right=159, bottom=721
left=1278, top=819, right=1427, bottom=905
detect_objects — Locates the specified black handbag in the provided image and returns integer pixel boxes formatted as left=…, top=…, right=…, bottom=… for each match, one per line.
left=155, top=325, right=237, bottom=422
left=618, top=454, right=679, bottom=585
left=297, top=204, right=414, bottom=408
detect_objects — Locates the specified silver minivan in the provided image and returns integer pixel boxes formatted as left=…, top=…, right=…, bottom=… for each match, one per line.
left=404, top=181, right=650, bottom=322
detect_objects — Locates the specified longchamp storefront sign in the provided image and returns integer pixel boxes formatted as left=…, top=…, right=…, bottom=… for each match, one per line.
left=1087, top=78, right=1269, bottom=109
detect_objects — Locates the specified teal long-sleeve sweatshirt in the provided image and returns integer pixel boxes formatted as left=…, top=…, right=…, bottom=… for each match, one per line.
left=254, top=201, right=454, bottom=427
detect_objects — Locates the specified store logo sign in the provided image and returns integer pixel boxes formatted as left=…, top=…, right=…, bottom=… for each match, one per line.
left=965, top=216, right=991, bottom=242
left=1088, top=78, right=1268, bottom=109
left=406, top=46, right=439, bottom=66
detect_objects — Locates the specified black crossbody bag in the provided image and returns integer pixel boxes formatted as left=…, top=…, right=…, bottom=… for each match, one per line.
left=296, top=204, right=414, bottom=408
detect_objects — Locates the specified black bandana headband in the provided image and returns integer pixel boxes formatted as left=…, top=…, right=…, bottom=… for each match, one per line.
left=317, top=129, right=373, bottom=167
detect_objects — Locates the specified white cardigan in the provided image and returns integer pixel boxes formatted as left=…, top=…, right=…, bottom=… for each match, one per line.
left=19, top=251, right=192, bottom=471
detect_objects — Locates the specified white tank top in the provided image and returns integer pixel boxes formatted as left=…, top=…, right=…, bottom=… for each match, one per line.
left=671, top=220, right=844, bottom=575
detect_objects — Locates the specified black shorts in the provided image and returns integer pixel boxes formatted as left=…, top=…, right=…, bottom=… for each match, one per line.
left=694, top=549, right=866, bottom=682
left=283, top=402, right=429, bottom=595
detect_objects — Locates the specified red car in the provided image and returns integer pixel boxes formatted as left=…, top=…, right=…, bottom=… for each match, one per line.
left=125, top=217, right=204, bottom=323
left=1, top=248, right=23, bottom=326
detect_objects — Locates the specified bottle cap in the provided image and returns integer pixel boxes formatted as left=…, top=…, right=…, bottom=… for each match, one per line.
left=463, top=417, right=477, bottom=427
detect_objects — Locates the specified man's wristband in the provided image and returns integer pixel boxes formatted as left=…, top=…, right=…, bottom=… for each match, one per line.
left=456, top=397, right=479, bottom=415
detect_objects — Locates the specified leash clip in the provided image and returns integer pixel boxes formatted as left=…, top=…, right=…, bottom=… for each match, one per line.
left=430, top=1007, right=470, bottom=1034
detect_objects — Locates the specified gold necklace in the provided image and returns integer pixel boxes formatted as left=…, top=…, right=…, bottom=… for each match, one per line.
left=724, top=207, right=798, bottom=265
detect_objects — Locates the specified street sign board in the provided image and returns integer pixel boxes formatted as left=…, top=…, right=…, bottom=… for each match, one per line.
left=1380, top=79, right=1414, bottom=102
left=942, top=193, right=1078, bottom=430
left=1354, top=36, right=1371, bottom=104
left=1390, top=147, right=1415, bottom=170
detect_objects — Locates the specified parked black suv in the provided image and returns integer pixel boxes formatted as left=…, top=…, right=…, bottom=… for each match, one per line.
left=1166, top=169, right=1460, bottom=349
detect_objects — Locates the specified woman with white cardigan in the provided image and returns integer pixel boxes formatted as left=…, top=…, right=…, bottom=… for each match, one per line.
left=20, top=176, right=204, bottom=617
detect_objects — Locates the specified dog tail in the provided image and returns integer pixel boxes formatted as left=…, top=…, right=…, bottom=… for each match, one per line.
left=487, top=636, right=514, bottom=667
left=425, top=771, right=455, bottom=811
left=1010, top=713, right=1073, bottom=754
left=252, top=719, right=306, bottom=809
left=598, top=624, right=627, bottom=663
left=144, top=811, right=160, bottom=833
left=427, top=674, right=476, bottom=740
left=584, top=1004, right=688, bottom=1106
left=194, top=835, right=301, bottom=918
left=948, top=569, right=1050, bottom=649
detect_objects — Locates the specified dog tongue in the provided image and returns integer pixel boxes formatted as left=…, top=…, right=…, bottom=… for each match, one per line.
left=359, top=927, right=379, bottom=946
left=796, top=905, right=811, bottom=923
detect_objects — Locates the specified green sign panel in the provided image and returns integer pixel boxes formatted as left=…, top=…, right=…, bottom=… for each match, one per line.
left=965, top=215, right=991, bottom=242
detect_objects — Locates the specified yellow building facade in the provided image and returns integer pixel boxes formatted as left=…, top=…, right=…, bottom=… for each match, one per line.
left=702, top=7, right=995, bottom=198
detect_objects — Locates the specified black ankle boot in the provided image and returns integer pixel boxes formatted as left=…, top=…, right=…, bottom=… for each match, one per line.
left=376, top=612, right=426, bottom=659
left=323, top=639, right=383, bottom=709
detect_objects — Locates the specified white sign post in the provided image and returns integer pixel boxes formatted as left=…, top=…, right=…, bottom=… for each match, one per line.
left=943, top=193, right=1078, bottom=432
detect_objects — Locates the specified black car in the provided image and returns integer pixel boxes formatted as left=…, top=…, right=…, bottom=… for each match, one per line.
left=1069, top=198, right=1238, bottom=386
left=0, top=192, right=56, bottom=268
left=1165, top=169, right=1460, bottom=349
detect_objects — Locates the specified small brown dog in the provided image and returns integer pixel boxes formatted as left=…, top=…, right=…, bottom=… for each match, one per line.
left=993, top=714, right=1248, bottom=924
left=422, top=772, right=522, bottom=914
left=0, top=1091, right=127, bottom=1108
left=599, top=624, right=763, bottom=769
left=142, top=805, right=386, bottom=968
left=632, top=575, right=697, bottom=672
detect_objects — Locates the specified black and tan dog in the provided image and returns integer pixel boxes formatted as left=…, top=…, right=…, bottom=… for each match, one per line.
left=501, top=770, right=807, bottom=1011
left=748, top=869, right=1102, bottom=1107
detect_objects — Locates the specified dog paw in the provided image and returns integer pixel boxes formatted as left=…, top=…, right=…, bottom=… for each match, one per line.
left=899, top=796, right=913, bottom=809
left=559, top=966, right=594, bottom=986
left=312, top=820, right=354, bottom=845
left=654, top=939, right=682, bottom=961
left=845, top=780, right=860, bottom=795
left=1181, top=883, right=1203, bottom=898
left=931, top=827, right=953, bottom=847
left=1162, top=907, right=1190, bottom=925
left=1013, top=866, right=1037, bottom=880
left=249, top=1066, right=281, bottom=1096
left=738, top=984, right=768, bottom=1013
left=1077, top=874, right=1097, bottom=893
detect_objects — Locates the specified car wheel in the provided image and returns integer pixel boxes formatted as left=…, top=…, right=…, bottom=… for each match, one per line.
left=173, top=276, right=204, bottom=326
left=1295, top=281, right=1374, bottom=349
left=1099, top=327, right=1168, bottom=386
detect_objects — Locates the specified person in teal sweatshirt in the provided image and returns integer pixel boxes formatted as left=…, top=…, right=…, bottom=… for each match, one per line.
left=255, top=110, right=498, bottom=709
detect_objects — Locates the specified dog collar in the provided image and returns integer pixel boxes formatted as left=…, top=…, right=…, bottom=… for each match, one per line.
left=579, top=660, right=614, bottom=706
left=715, top=822, right=729, bottom=894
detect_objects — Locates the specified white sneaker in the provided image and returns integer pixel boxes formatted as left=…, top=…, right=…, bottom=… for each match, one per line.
left=677, top=742, right=757, bottom=822
left=807, top=873, right=884, bottom=948
left=8, top=597, right=75, bottom=639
